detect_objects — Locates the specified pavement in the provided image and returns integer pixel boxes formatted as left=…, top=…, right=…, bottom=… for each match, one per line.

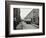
left=16, top=21, right=39, bottom=30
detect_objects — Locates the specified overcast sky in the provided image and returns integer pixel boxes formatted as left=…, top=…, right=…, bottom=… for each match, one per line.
left=20, top=8, right=32, bottom=20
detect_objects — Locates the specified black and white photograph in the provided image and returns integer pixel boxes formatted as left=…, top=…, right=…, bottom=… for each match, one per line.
left=13, top=8, right=39, bottom=30
left=5, top=1, right=45, bottom=37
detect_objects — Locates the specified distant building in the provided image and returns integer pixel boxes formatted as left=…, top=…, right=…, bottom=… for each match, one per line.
left=14, top=8, right=21, bottom=22
left=14, top=8, right=21, bottom=29
left=24, top=9, right=39, bottom=25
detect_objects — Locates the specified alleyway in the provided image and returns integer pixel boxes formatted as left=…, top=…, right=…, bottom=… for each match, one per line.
left=16, top=21, right=39, bottom=30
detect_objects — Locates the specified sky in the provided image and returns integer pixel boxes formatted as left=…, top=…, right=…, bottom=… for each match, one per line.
left=20, top=8, right=32, bottom=20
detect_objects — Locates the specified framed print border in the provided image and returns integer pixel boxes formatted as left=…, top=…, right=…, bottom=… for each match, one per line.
left=5, top=1, right=45, bottom=37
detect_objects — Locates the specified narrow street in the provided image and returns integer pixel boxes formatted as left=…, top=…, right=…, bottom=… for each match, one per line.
left=16, top=21, right=39, bottom=30
left=23, top=24, right=38, bottom=29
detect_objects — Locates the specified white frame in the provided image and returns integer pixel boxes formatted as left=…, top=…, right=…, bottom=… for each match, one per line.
left=10, top=5, right=43, bottom=35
